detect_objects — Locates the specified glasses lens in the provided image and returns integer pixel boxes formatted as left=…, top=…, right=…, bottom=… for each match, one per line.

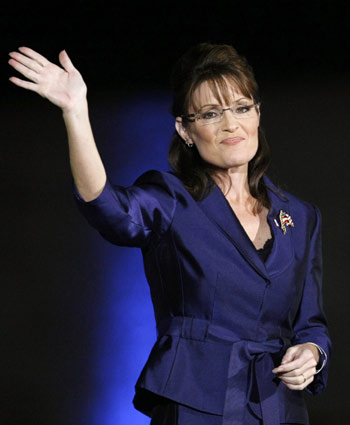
left=197, top=102, right=257, bottom=126
left=197, top=107, right=222, bottom=126
left=233, top=103, right=257, bottom=118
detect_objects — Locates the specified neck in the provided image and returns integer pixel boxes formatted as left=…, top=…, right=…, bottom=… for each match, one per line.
left=212, top=165, right=254, bottom=208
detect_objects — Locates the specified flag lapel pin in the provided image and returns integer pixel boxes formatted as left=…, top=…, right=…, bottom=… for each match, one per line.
left=279, top=210, right=294, bottom=235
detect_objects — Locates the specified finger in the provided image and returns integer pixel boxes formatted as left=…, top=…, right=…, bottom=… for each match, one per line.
left=280, top=375, right=305, bottom=385
left=18, top=46, right=49, bottom=67
left=279, top=369, right=313, bottom=385
left=273, top=349, right=316, bottom=374
left=9, top=51, right=42, bottom=73
left=274, top=359, right=317, bottom=377
left=9, top=76, right=38, bottom=92
left=8, top=59, right=39, bottom=83
left=58, top=50, right=75, bottom=72
left=282, top=374, right=314, bottom=391
left=273, top=357, right=305, bottom=374
left=277, top=354, right=317, bottom=374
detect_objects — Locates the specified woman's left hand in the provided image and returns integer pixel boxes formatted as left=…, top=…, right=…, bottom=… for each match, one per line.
left=272, top=343, right=319, bottom=390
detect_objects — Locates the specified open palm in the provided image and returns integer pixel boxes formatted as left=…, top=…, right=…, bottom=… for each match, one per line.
left=8, top=47, right=87, bottom=112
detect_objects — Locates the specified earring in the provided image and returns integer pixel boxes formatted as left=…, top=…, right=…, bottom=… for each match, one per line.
left=185, top=141, right=194, bottom=148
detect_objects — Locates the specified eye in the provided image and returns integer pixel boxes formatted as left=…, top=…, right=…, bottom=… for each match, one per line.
left=235, top=105, right=253, bottom=114
left=200, top=109, right=220, bottom=120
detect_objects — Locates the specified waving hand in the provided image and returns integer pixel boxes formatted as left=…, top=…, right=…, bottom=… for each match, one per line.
left=8, top=47, right=87, bottom=112
left=8, top=47, right=106, bottom=201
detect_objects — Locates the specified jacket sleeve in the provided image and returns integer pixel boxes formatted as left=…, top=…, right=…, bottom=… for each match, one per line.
left=73, top=170, right=177, bottom=248
left=291, top=204, right=332, bottom=395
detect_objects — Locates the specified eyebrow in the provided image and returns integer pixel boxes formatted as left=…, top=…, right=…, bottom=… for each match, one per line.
left=198, top=97, right=252, bottom=109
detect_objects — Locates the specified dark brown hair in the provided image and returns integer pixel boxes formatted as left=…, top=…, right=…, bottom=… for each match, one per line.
left=168, top=42, right=271, bottom=213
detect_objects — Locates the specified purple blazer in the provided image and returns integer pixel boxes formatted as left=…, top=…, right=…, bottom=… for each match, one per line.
left=74, top=170, right=331, bottom=425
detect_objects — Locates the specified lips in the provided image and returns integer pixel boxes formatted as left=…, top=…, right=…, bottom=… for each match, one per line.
left=220, top=137, right=245, bottom=145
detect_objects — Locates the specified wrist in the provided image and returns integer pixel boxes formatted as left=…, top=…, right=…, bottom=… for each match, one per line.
left=62, top=98, right=89, bottom=119
left=304, top=342, right=328, bottom=374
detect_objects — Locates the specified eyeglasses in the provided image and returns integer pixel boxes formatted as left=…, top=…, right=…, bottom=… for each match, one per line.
left=182, top=100, right=260, bottom=126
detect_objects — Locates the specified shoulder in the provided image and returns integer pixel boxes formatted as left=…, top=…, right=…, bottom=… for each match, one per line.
left=130, top=169, right=191, bottom=201
left=263, top=175, right=321, bottom=224
left=133, top=169, right=183, bottom=187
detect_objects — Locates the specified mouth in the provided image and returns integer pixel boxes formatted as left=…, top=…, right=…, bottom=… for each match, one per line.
left=220, top=137, right=245, bottom=145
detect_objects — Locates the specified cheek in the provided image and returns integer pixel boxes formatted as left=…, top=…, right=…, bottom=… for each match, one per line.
left=247, top=122, right=260, bottom=149
left=248, top=118, right=260, bottom=137
left=190, top=127, right=217, bottom=147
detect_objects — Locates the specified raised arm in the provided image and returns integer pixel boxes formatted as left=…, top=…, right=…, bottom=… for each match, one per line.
left=8, top=47, right=106, bottom=201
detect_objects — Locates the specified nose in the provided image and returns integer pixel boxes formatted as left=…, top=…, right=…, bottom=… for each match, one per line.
left=221, top=109, right=239, bottom=132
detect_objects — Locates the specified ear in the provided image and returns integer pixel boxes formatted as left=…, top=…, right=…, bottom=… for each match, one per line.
left=256, top=103, right=261, bottom=124
left=175, top=117, right=193, bottom=145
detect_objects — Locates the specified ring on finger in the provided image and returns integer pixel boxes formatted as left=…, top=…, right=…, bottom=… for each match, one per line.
left=301, top=373, right=306, bottom=383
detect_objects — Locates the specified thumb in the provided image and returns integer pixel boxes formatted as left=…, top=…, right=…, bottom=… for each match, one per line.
left=58, top=50, right=75, bottom=72
left=281, top=347, right=297, bottom=364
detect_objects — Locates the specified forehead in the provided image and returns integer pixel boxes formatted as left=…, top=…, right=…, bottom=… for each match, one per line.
left=190, top=77, right=250, bottom=111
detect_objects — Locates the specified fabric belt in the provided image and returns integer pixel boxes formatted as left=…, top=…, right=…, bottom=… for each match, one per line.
left=157, top=316, right=293, bottom=425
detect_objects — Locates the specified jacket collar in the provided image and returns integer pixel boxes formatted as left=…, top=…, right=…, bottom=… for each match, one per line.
left=197, top=175, right=294, bottom=280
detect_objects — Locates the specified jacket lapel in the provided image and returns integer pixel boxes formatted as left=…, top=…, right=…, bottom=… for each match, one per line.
left=198, top=182, right=270, bottom=281
left=263, top=176, right=295, bottom=277
left=197, top=176, right=294, bottom=280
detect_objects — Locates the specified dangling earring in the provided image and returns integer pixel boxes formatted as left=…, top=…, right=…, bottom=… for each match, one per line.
left=185, top=141, right=194, bottom=148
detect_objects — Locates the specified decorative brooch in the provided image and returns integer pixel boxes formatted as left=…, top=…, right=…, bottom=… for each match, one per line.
left=276, top=210, right=294, bottom=235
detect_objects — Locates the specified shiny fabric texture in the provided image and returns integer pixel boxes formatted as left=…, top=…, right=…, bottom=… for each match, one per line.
left=74, top=170, right=332, bottom=425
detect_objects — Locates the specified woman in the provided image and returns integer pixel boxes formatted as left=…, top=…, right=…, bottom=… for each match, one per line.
left=8, top=43, right=331, bottom=425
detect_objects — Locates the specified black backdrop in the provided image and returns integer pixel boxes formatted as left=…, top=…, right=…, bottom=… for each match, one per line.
left=2, top=1, right=349, bottom=424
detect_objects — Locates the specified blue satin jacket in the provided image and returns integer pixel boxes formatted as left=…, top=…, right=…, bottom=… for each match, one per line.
left=74, top=170, right=332, bottom=425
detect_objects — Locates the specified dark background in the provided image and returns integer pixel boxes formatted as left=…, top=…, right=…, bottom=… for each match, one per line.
left=2, top=1, right=349, bottom=424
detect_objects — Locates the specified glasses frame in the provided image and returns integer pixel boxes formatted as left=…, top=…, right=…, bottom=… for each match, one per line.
left=181, top=102, right=261, bottom=125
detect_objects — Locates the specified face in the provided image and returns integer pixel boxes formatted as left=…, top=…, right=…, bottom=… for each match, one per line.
left=176, top=79, right=260, bottom=173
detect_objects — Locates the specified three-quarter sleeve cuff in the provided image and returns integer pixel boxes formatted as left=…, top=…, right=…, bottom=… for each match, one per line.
left=72, top=178, right=111, bottom=204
